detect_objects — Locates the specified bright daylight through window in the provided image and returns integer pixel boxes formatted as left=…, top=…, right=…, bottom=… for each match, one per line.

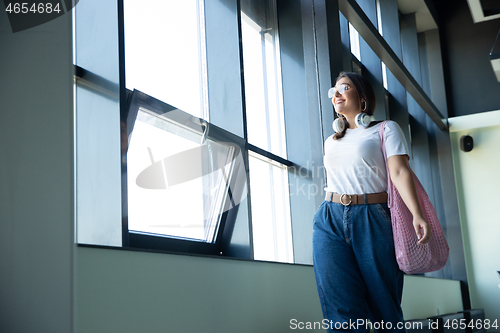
left=121, top=0, right=294, bottom=262
left=127, top=107, right=235, bottom=242
left=240, top=0, right=293, bottom=263
left=124, top=0, right=214, bottom=242
left=124, top=0, right=207, bottom=119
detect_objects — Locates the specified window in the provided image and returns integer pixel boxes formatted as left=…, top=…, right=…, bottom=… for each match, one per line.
left=122, top=0, right=235, bottom=253
left=116, top=0, right=294, bottom=262
left=240, top=0, right=286, bottom=158
left=240, top=0, right=294, bottom=263
left=74, top=0, right=337, bottom=266
left=123, top=90, right=246, bottom=254
left=248, top=152, right=293, bottom=263
left=349, top=22, right=361, bottom=61
left=127, top=104, right=236, bottom=243
left=376, top=0, right=388, bottom=90
left=382, top=61, right=388, bottom=89
left=124, top=0, right=208, bottom=118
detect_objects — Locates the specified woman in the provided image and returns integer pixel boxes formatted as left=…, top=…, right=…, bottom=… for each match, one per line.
left=312, top=72, right=431, bottom=332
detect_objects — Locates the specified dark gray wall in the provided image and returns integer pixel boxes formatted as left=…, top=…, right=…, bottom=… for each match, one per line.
left=0, top=11, right=73, bottom=333
left=436, top=0, right=500, bottom=117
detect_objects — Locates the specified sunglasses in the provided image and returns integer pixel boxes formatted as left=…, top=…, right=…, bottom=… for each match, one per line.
left=328, top=83, right=351, bottom=98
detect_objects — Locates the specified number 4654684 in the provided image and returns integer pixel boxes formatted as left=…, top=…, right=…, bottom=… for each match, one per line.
left=444, top=319, right=498, bottom=330
left=5, top=3, right=61, bottom=14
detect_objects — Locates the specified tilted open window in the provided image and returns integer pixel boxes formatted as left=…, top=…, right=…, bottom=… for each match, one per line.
left=123, top=90, right=248, bottom=256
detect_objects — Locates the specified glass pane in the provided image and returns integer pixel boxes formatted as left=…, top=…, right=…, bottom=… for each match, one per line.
left=240, top=0, right=287, bottom=158
left=382, top=62, right=388, bottom=90
left=376, top=0, right=383, bottom=36
left=349, top=22, right=361, bottom=61
left=376, top=0, right=387, bottom=90
left=127, top=107, right=236, bottom=242
left=249, top=152, right=293, bottom=263
left=74, top=0, right=122, bottom=246
left=124, top=0, right=207, bottom=118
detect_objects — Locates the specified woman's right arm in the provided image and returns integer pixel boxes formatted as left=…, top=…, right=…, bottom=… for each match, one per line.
left=387, top=154, right=432, bottom=245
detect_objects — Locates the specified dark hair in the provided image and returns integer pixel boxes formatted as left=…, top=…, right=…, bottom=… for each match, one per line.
left=333, top=72, right=377, bottom=140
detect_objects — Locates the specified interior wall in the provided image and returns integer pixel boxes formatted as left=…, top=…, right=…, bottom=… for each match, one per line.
left=76, top=247, right=323, bottom=333
left=437, top=0, right=500, bottom=117
left=75, top=246, right=464, bottom=332
left=402, top=275, right=463, bottom=320
left=449, top=115, right=500, bottom=326
left=0, top=10, right=73, bottom=333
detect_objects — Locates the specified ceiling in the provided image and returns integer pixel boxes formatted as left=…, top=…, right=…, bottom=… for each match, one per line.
left=397, top=0, right=500, bottom=32
left=466, top=0, right=500, bottom=23
left=397, top=0, right=438, bottom=32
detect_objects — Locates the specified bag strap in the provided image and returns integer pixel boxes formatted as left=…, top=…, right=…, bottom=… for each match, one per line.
left=378, top=121, right=392, bottom=208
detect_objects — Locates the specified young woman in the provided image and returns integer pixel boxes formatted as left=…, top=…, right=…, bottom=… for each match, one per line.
left=312, top=72, right=431, bottom=332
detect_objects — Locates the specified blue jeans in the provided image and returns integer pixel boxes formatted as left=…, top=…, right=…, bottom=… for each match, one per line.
left=312, top=201, right=406, bottom=332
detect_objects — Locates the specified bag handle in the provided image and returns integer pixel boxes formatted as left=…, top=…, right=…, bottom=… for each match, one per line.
left=378, top=120, right=392, bottom=208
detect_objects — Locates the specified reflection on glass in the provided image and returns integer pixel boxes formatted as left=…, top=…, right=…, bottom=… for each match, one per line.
left=249, top=152, right=293, bottom=263
left=124, top=0, right=207, bottom=118
left=349, top=22, right=361, bottom=61
left=127, top=108, right=235, bottom=242
left=240, top=0, right=287, bottom=159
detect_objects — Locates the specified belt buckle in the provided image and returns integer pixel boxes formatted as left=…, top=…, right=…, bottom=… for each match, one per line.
left=340, top=193, right=352, bottom=206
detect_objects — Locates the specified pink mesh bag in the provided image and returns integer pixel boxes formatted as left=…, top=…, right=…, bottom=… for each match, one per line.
left=379, top=121, right=449, bottom=274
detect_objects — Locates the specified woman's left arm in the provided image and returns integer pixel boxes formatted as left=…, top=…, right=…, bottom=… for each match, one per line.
left=387, top=155, right=432, bottom=245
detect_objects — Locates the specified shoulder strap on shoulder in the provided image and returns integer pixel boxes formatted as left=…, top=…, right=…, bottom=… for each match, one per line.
left=378, top=120, right=388, bottom=152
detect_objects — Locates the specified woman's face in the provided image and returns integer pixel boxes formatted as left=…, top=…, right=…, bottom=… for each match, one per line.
left=331, top=76, right=361, bottom=116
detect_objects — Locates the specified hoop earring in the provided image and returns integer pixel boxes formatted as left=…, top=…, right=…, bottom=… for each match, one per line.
left=361, top=100, right=367, bottom=112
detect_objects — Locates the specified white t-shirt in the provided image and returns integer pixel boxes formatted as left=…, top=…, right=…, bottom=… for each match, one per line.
left=323, top=120, right=409, bottom=195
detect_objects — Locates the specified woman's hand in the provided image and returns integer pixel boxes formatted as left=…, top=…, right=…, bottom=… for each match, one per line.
left=413, top=215, right=432, bottom=245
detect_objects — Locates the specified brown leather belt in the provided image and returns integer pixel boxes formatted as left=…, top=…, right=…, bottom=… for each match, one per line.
left=324, top=192, right=388, bottom=206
